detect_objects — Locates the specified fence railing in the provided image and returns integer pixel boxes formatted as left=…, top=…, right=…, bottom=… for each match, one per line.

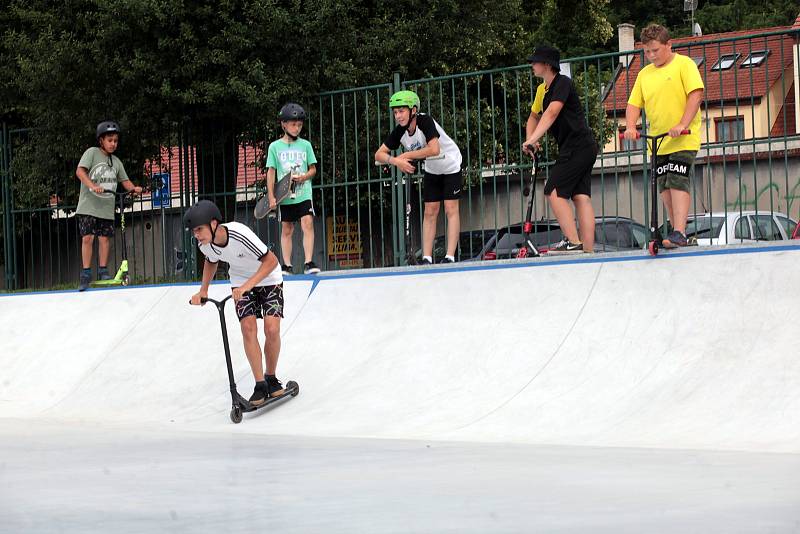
left=2, top=28, right=799, bottom=290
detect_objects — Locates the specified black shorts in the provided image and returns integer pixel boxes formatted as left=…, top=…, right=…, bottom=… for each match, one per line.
left=422, top=170, right=463, bottom=203
left=234, top=284, right=284, bottom=321
left=544, top=142, right=598, bottom=199
left=279, top=200, right=315, bottom=222
left=77, top=215, right=115, bottom=237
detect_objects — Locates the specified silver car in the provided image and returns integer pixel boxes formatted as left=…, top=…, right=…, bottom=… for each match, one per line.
left=685, top=211, right=798, bottom=245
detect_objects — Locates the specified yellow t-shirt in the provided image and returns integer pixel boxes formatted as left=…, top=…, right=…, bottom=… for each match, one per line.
left=628, top=53, right=704, bottom=154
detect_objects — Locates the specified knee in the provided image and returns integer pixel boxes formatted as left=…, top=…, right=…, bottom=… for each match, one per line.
left=424, top=204, right=440, bottom=218
left=300, top=217, right=314, bottom=233
left=240, top=319, right=258, bottom=338
left=263, top=320, right=280, bottom=339
left=81, top=234, right=95, bottom=245
left=281, top=223, right=295, bottom=236
left=444, top=202, right=460, bottom=217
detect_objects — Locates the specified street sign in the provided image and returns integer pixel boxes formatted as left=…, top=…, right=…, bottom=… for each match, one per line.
left=152, top=172, right=171, bottom=208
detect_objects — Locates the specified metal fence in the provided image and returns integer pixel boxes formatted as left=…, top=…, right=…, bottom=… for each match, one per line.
left=2, top=28, right=799, bottom=290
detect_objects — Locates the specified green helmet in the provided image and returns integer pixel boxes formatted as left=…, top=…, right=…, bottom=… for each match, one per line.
left=389, top=90, right=420, bottom=110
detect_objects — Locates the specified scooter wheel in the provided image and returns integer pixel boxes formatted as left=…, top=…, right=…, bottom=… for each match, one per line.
left=122, top=275, right=130, bottom=286
left=648, top=241, right=659, bottom=256
left=230, top=406, right=243, bottom=424
left=287, top=380, right=299, bottom=397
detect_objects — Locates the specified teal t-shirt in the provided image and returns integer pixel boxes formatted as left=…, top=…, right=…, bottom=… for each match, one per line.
left=265, top=138, right=317, bottom=205
left=76, top=147, right=129, bottom=220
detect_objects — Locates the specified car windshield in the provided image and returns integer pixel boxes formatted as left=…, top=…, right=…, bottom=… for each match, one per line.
left=685, top=216, right=725, bottom=238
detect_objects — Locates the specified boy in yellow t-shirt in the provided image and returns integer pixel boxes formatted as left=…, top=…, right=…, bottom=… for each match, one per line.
left=624, top=24, right=704, bottom=248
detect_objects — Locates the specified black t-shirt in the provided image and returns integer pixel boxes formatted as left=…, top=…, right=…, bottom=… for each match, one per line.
left=540, top=74, right=595, bottom=154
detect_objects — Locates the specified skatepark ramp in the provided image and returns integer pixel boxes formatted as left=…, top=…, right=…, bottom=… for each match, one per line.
left=2, top=242, right=799, bottom=453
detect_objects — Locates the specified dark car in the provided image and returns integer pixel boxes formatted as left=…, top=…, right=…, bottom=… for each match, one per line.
left=477, top=216, right=648, bottom=259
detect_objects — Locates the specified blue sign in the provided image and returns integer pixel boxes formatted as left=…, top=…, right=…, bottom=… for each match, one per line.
left=152, top=173, right=171, bottom=208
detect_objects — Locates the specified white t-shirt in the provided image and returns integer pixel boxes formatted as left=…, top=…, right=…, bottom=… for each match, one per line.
left=383, top=114, right=462, bottom=175
left=199, top=222, right=282, bottom=287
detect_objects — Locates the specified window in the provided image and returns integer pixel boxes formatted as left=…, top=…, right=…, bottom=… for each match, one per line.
left=630, top=224, right=648, bottom=248
left=595, top=222, right=632, bottom=248
left=715, top=116, right=745, bottom=142
left=686, top=216, right=725, bottom=239
left=734, top=217, right=751, bottom=240
left=711, top=53, right=740, bottom=71
left=691, top=57, right=705, bottom=67
left=775, top=215, right=798, bottom=238
left=740, top=50, right=769, bottom=68
left=750, top=215, right=782, bottom=241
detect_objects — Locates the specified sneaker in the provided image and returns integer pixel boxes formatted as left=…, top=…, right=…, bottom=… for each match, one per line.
left=439, top=257, right=455, bottom=264
left=281, top=264, right=293, bottom=275
left=79, top=270, right=91, bottom=292
left=249, top=381, right=269, bottom=407
left=97, top=267, right=112, bottom=281
left=303, top=261, right=320, bottom=275
left=663, top=231, right=688, bottom=248
left=548, top=238, right=583, bottom=255
left=266, top=375, right=285, bottom=398
left=421, top=257, right=433, bottom=265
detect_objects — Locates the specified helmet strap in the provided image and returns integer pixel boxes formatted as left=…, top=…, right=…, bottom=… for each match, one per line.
left=405, top=108, right=418, bottom=134
left=281, top=124, right=299, bottom=141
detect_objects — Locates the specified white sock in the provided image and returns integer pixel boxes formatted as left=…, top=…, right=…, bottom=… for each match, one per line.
left=445, top=255, right=455, bottom=262
left=423, top=256, right=433, bottom=263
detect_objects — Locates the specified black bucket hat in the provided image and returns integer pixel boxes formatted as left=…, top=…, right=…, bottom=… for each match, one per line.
left=527, top=45, right=561, bottom=72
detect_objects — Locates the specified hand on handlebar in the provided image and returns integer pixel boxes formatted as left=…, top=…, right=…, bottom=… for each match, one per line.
left=393, top=154, right=416, bottom=174
left=622, top=129, right=640, bottom=141
left=522, top=142, right=540, bottom=157
left=189, top=292, right=208, bottom=306
left=668, top=125, right=689, bottom=138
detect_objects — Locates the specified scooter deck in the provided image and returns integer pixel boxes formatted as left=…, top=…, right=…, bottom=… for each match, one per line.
left=239, top=380, right=299, bottom=414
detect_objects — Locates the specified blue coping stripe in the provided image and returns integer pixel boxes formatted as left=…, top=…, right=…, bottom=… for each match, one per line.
left=3, top=243, right=799, bottom=298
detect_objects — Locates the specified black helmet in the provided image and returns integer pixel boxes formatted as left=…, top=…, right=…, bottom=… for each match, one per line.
left=96, top=120, right=121, bottom=139
left=278, top=103, right=306, bottom=121
left=183, top=200, right=222, bottom=229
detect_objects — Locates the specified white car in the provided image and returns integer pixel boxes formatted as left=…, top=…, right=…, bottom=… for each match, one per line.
left=685, top=211, right=798, bottom=246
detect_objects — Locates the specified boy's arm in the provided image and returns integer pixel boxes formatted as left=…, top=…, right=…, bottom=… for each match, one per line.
left=120, top=180, right=143, bottom=194
left=231, top=251, right=279, bottom=302
left=297, top=163, right=316, bottom=183
left=624, top=104, right=642, bottom=140
left=399, top=137, right=440, bottom=162
left=523, top=111, right=541, bottom=155
left=523, top=101, right=564, bottom=148
left=76, top=166, right=105, bottom=194
left=190, top=259, right=219, bottom=305
left=669, top=89, right=704, bottom=137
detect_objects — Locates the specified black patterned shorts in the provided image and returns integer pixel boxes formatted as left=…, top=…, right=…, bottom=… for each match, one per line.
left=234, top=284, right=284, bottom=321
left=77, top=215, right=115, bottom=237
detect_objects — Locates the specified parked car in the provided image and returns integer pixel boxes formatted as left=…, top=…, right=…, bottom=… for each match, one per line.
left=477, top=216, right=649, bottom=260
left=685, top=211, right=798, bottom=245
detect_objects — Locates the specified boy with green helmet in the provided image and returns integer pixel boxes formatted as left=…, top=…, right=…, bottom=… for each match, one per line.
left=375, top=90, right=463, bottom=264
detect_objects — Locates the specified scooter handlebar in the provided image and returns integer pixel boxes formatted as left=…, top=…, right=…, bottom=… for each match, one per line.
left=619, top=129, right=691, bottom=141
left=191, top=295, right=232, bottom=306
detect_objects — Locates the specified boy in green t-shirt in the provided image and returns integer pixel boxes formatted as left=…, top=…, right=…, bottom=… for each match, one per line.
left=75, top=120, right=142, bottom=291
left=266, top=103, right=320, bottom=275
left=624, top=24, right=705, bottom=248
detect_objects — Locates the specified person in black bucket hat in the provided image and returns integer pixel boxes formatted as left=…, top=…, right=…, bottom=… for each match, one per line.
left=526, top=45, right=561, bottom=73
left=523, top=45, right=598, bottom=254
